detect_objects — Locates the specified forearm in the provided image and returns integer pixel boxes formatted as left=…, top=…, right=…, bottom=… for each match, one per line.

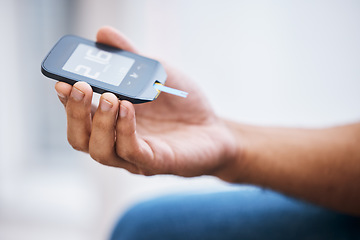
left=220, top=121, right=360, bottom=215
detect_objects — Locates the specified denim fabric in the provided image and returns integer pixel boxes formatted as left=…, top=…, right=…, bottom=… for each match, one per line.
left=110, top=187, right=360, bottom=240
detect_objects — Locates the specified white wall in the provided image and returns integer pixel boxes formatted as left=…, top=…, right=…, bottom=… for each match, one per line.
left=136, top=0, right=360, bottom=127
left=1, top=1, right=360, bottom=239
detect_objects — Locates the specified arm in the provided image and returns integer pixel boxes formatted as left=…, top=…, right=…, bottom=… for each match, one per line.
left=55, top=26, right=360, bottom=216
left=218, top=122, right=360, bottom=216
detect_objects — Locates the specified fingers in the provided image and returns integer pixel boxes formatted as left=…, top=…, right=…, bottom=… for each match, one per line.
left=56, top=81, right=153, bottom=173
left=96, top=26, right=139, bottom=53
left=88, top=94, right=139, bottom=172
left=55, top=82, right=72, bottom=106
left=66, top=82, right=93, bottom=152
left=115, top=101, right=154, bottom=169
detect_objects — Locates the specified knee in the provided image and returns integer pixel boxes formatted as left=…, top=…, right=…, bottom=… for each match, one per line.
left=109, top=198, right=173, bottom=240
left=110, top=203, right=148, bottom=240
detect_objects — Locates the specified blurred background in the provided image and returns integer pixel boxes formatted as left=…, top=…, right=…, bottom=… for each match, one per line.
left=0, top=0, right=359, bottom=239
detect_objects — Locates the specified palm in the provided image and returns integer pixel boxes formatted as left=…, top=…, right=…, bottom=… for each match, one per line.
left=130, top=65, right=234, bottom=176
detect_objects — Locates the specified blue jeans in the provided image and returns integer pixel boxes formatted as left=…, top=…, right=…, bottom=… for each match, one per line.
left=110, top=186, right=360, bottom=240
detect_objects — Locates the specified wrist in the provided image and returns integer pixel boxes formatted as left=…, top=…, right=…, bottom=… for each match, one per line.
left=213, top=119, right=253, bottom=183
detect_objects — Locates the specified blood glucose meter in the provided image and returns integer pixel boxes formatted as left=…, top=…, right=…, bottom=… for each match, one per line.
left=41, top=35, right=187, bottom=103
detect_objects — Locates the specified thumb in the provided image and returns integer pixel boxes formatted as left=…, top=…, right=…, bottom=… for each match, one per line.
left=96, top=26, right=139, bottom=53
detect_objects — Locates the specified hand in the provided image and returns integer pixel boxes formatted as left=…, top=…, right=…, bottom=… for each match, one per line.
left=55, top=26, right=237, bottom=177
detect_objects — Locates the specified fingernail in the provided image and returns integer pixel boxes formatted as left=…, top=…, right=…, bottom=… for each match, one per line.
left=100, top=98, right=113, bottom=112
left=56, top=90, right=66, bottom=100
left=119, top=105, right=128, bottom=118
left=71, top=87, right=85, bottom=101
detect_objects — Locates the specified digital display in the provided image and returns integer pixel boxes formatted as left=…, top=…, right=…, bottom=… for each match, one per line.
left=62, top=44, right=135, bottom=86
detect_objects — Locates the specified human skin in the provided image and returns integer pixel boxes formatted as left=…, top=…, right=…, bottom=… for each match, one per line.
left=55, top=26, right=360, bottom=216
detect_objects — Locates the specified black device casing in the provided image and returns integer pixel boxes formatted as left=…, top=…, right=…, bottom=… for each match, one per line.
left=41, top=35, right=167, bottom=103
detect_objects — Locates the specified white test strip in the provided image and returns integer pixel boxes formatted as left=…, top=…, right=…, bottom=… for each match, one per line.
left=153, top=83, right=188, bottom=98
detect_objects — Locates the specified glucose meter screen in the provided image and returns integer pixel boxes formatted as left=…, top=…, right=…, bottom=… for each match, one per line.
left=62, top=44, right=135, bottom=86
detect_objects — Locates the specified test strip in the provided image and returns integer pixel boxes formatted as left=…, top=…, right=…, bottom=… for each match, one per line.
left=153, top=83, right=188, bottom=98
